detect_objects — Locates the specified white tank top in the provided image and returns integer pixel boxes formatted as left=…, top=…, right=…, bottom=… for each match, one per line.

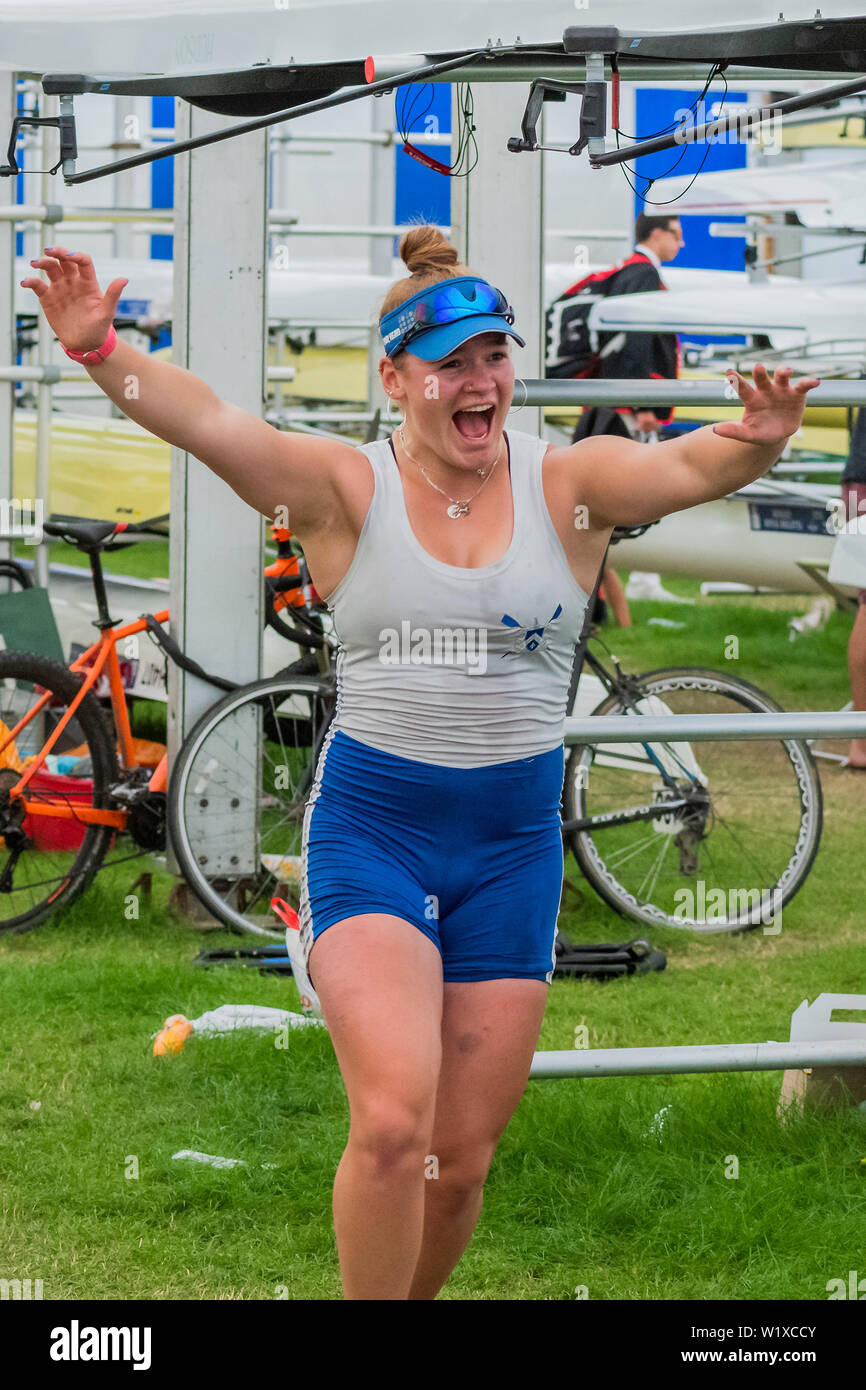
left=324, top=428, right=590, bottom=769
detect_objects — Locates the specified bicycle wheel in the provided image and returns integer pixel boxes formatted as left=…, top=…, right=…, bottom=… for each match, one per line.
left=563, top=667, right=823, bottom=933
left=168, top=674, right=335, bottom=938
left=0, top=651, right=119, bottom=934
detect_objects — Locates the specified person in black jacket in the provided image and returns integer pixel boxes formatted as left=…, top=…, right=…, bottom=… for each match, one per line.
left=573, top=213, right=684, bottom=624
left=573, top=212, right=683, bottom=442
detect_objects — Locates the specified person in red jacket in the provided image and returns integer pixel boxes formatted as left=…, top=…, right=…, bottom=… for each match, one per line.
left=573, top=213, right=684, bottom=625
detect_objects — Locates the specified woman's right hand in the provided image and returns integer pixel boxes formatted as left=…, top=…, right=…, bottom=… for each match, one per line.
left=20, top=247, right=129, bottom=354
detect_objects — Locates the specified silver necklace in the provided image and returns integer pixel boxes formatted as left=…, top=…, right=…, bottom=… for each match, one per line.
left=398, top=425, right=503, bottom=519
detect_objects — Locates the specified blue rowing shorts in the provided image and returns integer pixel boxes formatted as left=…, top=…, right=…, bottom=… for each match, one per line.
left=299, top=730, right=564, bottom=985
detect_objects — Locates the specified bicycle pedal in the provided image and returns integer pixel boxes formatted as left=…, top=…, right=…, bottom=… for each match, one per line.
left=108, top=779, right=152, bottom=805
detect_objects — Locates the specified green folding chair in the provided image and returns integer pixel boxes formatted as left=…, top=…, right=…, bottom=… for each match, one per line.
left=0, top=561, right=65, bottom=663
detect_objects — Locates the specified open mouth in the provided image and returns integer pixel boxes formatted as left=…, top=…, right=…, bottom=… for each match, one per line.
left=452, top=405, right=495, bottom=442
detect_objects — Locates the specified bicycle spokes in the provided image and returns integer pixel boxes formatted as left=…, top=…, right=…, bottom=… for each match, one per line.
left=0, top=653, right=121, bottom=932
left=170, top=677, right=333, bottom=938
left=564, top=670, right=822, bottom=933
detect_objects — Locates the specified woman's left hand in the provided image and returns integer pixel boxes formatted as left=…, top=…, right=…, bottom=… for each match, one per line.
left=713, top=363, right=821, bottom=445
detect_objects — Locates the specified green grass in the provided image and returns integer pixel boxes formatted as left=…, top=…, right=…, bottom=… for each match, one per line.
left=595, top=574, right=856, bottom=709
left=1, top=585, right=865, bottom=1300
left=15, top=538, right=279, bottom=583
left=15, top=539, right=171, bottom=583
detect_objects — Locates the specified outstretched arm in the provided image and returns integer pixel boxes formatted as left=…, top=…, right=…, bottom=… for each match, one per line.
left=565, top=364, right=820, bottom=527
left=20, top=247, right=356, bottom=531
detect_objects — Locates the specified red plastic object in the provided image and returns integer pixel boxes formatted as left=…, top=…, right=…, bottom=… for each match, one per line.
left=21, top=768, right=95, bottom=851
left=271, top=896, right=300, bottom=931
left=401, top=141, right=453, bottom=176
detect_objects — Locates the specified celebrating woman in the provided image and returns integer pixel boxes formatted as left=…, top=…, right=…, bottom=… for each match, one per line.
left=22, top=224, right=819, bottom=1300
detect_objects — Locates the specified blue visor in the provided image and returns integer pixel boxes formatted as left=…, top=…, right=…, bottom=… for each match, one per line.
left=379, top=276, right=525, bottom=361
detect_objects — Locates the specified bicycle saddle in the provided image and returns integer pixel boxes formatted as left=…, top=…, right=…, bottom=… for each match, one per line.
left=43, top=514, right=165, bottom=551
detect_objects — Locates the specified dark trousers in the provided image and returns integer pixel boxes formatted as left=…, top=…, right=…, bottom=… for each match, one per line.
left=571, top=405, right=634, bottom=444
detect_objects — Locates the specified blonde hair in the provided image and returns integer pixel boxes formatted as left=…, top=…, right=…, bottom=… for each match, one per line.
left=378, top=223, right=476, bottom=323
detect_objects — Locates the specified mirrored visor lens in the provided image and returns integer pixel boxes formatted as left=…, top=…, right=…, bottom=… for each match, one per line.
left=418, top=281, right=508, bottom=325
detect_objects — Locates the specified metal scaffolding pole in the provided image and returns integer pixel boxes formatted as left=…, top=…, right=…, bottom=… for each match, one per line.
left=517, top=380, right=866, bottom=408
left=1, top=208, right=631, bottom=242
left=0, top=365, right=296, bottom=383
left=269, top=130, right=452, bottom=148
left=529, top=1037, right=866, bottom=1080
left=366, top=57, right=853, bottom=86
left=564, top=710, right=866, bottom=744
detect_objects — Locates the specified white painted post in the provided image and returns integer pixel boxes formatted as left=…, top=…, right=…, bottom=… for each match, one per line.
left=168, top=100, right=266, bottom=875
left=32, top=92, right=57, bottom=590
left=450, top=84, right=545, bottom=436
left=367, top=91, right=396, bottom=421
left=0, top=72, right=14, bottom=578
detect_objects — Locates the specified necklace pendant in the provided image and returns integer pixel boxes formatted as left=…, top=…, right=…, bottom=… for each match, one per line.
left=446, top=502, right=471, bottom=519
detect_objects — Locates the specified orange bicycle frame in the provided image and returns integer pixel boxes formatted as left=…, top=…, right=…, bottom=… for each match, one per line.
left=0, top=609, right=170, bottom=829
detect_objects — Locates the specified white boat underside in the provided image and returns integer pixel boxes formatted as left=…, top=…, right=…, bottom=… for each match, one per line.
left=610, top=481, right=841, bottom=592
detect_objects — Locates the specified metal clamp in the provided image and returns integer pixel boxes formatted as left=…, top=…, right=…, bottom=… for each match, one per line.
left=507, top=76, right=607, bottom=157
left=0, top=109, right=78, bottom=178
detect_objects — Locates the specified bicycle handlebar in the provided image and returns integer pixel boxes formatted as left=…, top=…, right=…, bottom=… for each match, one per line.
left=266, top=574, right=303, bottom=595
left=143, top=615, right=239, bottom=693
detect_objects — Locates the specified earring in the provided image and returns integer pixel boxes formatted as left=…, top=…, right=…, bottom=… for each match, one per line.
left=385, top=392, right=404, bottom=423
left=509, top=377, right=529, bottom=414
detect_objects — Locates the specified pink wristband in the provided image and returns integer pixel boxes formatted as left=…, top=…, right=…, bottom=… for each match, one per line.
left=61, top=324, right=118, bottom=365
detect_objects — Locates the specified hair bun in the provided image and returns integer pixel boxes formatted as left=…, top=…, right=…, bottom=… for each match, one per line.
left=400, top=224, right=459, bottom=276
left=377, top=224, right=473, bottom=325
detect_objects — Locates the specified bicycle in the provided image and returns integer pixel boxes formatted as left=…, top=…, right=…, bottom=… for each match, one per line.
left=560, top=626, right=823, bottom=934
left=0, top=515, right=331, bottom=936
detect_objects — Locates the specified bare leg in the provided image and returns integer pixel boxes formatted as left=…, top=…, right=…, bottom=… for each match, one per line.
left=407, top=978, right=549, bottom=1300
left=847, top=603, right=866, bottom=766
left=308, top=914, right=444, bottom=1299
left=602, top=563, right=631, bottom=627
